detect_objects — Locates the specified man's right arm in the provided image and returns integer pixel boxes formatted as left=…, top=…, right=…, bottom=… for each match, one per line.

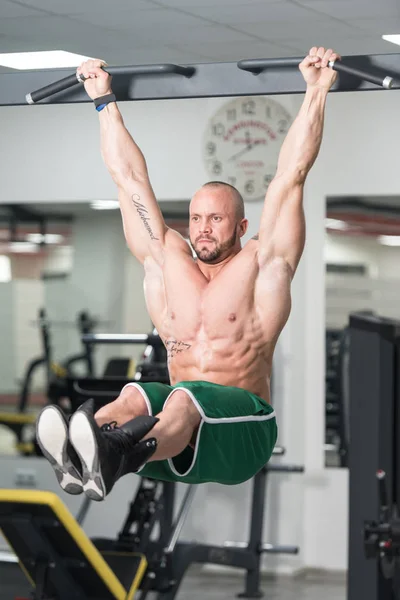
left=78, top=59, right=185, bottom=265
left=99, top=102, right=167, bottom=264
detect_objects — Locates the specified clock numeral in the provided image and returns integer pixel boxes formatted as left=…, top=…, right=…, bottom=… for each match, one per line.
left=227, top=108, right=237, bottom=121
left=245, top=180, right=255, bottom=195
left=278, top=119, right=289, bottom=134
left=212, top=123, right=225, bottom=136
left=264, top=174, right=274, bottom=189
left=266, top=105, right=272, bottom=119
left=242, top=100, right=256, bottom=115
left=212, top=160, right=223, bottom=175
left=227, top=176, right=237, bottom=187
left=206, top=142, right=216, bottom=156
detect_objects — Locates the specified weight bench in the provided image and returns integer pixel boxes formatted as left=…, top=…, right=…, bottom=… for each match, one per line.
left=0, top=489, right=147, bottom=600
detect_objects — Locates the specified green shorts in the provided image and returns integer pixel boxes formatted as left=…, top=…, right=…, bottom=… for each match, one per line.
left=122, top=380, right=278, bottom=486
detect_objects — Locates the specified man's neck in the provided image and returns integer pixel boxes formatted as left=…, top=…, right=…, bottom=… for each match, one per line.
left=197, top=247, right=241, bottom=281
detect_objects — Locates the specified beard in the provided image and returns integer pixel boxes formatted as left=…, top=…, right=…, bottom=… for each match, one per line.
left=191, top=227, right=238, bottom=264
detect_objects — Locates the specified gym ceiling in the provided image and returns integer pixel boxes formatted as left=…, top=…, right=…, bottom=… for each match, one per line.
left=0, top=0, right=399, bottom=73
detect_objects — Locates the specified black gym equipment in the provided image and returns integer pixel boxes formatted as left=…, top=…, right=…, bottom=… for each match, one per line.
left=39, top=308, right=97, bottom=407
left=19, top=307, right=97, bottom=413
left=325, top=327, right=350, bottom=467
left=0, top=442, right=303, bottom=600
left=348, top=312, right=400, bottom=600
left=82, top=329, right=169, bottom=385
left=0, top=54, right=399, bottom=107
left=0, top=308, right=98, bottom=456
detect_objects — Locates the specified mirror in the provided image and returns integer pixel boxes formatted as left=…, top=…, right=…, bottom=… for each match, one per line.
left=325, top=195, right=400, bottom=467
left=0, top=200, right=189, bottom=456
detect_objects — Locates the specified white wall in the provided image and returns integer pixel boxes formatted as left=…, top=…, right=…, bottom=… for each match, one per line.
left=44, top=245, right=74, bottom=275
left=2, top=88, right=400, bottom=574
left=379, top=246, right=400, bottom=279
left=325, top=233, right=400, bottom=327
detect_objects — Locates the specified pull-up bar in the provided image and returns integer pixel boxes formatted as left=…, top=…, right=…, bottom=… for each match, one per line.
left=26, top=56, right=394, bottom=105
left=0, top=53, right=399, bottom=106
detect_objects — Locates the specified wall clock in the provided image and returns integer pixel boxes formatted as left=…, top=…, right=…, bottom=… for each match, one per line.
left=203, top=96, right=292, bottom=200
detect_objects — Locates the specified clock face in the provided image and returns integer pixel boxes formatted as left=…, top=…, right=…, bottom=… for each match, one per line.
left=203, top=96, right=292, bottom=200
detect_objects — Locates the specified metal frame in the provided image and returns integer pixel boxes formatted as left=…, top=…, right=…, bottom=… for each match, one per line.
left=130, top=461, right=304, bottom=600
left=347, top=312, right=400, bottom=600
left=1, top=53, right=400, bottom=106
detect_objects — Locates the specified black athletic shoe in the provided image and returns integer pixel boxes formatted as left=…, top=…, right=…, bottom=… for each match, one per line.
left=35, top=405, right=83, bottom=495
left=68, top=399, right=158, bottom=502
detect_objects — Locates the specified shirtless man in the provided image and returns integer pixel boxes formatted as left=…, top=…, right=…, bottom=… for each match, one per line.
left=36, top=46, right=338, bottom=501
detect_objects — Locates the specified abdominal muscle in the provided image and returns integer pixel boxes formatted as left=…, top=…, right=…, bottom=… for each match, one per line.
left=160, top=329, right=273, bottom=403
left=143, top=248, right=284, bottom=404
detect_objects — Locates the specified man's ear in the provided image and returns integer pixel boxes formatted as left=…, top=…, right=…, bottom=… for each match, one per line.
left=239, top=219, right=249, bottom=238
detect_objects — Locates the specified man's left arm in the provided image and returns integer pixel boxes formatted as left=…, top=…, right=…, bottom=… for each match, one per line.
left=258, top=46, right=339, bottom=277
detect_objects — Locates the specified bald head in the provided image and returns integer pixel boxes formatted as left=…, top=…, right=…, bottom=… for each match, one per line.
left=200, top=181, right=245, bottom=220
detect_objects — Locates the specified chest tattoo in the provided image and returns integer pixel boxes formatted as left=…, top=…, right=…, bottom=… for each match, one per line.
left=164, top=339, right=191, bottom=359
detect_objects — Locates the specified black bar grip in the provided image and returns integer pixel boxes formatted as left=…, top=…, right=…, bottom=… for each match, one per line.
left=106, top=64, right=195, bottom=77
left=329, top=59, right=393, bottom=89
left=26, top=63, right=196, bottom=104
left=26, top=71, right=86, bottom=104
left=238, top=57, right=300, bottom=73
left=237, top=57, right=393, bottom=89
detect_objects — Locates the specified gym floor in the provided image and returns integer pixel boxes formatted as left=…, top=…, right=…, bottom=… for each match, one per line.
left=1, top=562, right=346, bottom=599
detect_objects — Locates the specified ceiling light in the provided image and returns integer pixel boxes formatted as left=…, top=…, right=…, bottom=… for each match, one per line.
left=325, top=218, right=349, bottom=230
left=90, top=200, right=120, bottom=210
left=25, top=233, right=64, bottom=244
left=0, top=51, right=92, bottom=70
left=382, top=34, right=400, bottom=47
left=378, top=235, right=400, bottom=246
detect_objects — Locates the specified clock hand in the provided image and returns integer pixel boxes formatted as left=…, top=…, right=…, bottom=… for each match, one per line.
left=228, top=145, right=252, bottom=162
left=228, top=139, right=261, bottom=162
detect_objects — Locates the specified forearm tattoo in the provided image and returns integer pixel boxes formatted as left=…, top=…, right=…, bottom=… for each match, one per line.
left=165, top=339, right=191, bottom=359
left=252, top=233, right=259, bottom=240
left=131, top=194, right=159, bottom=240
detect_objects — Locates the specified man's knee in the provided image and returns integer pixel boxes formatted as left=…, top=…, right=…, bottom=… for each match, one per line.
left=95, top=384, right=149, bottom=426
left=119, top=384, right=147, bottom=408
left=166, top=389, right=201, bottom=427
